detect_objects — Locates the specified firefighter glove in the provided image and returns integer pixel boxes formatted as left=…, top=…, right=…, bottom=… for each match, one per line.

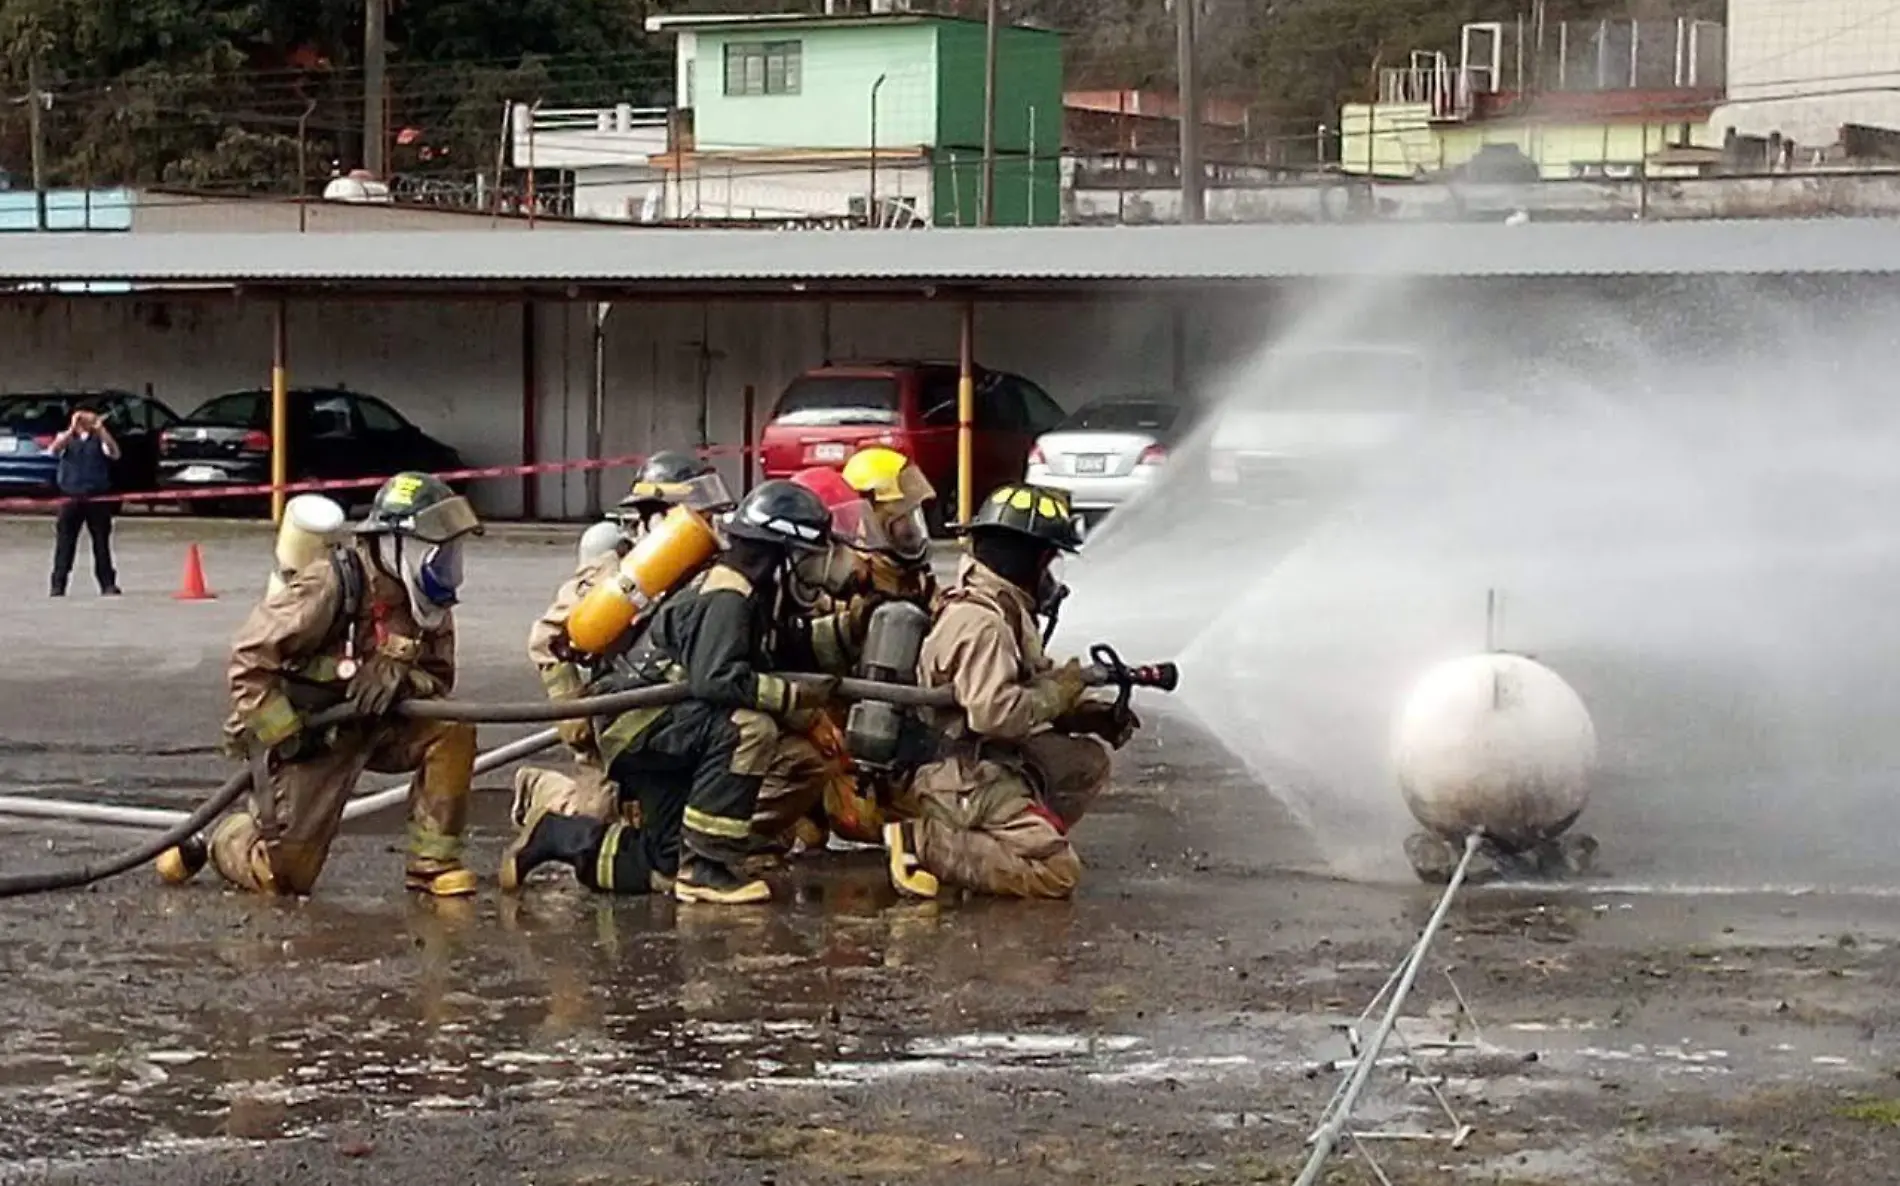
left=1044, top=658, right=1090, bottom=716
left=783, top=674, right=841, bottom=732
left=347, top=650, right=414, bottom=719
left=1056, top=697, right=1139, bottom=750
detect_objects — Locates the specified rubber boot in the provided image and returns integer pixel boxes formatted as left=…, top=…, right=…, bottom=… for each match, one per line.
left=673, top=855, right=772, bottom=905
left=500, top=809, right=606, bottom=894
left=155, top=834, right=209, bottom=885
left=407, top=865, right=479, bottom=897
left=884, top=821, right=939, bottom=900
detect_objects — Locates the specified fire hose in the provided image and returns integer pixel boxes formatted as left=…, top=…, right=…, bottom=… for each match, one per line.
left=0, top=660, right=1179, bottom=900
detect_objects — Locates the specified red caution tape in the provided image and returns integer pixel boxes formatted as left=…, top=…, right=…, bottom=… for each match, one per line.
left=0, top=428, right=961, bottom=513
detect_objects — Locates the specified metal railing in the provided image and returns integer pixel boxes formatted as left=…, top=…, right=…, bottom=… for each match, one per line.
left=515, top=104, right=669, bottom=137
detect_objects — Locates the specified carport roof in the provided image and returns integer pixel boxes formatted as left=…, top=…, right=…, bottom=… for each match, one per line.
left=0, top=220, right=1897, bottom=292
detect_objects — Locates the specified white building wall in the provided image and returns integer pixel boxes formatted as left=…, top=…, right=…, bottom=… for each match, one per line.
left=1717, top=0, right=1900, bottom=145
left=664, top=160, right=931, bottom=223
left=0, top=293, right=1260, bottom=520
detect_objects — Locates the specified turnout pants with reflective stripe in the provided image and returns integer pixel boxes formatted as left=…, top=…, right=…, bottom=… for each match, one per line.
left=593, top=698, right=779, bottom=881
left=909, top=732, right=1112, bottom=900
left=208, top=719, right=476, bottom=896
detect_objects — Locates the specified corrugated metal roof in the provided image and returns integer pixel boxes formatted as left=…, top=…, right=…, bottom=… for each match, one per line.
left=0, top=220, right=1896, bottom=289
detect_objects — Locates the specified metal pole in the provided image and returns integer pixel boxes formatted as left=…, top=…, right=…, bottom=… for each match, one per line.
left=27, top=55, right=47, bottom=232
left=364, top=0, right=387, bottom=177
left=869, top=74, right=887, bottom=226
left=0, top=730, right=561, bottom=832
left=588, top=302, right=610, bottom=516
left=980, top=0, right=999, bottom=225
left=1292, top=831, right=1483, bottom=1186
left=270, top=301, right=289, bottom=525
left=1175, top=0, right=1203, bottom=223
left=297, top=97, right=317, bottom=233
left=1027, top=103, right=1037, bottom=225
left=957, top=300, right=976, bottom=529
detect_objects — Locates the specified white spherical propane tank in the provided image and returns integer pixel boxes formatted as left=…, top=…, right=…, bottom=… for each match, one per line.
left=1392, top=652, right=1598, bottom=852
left=268, top=494, right=348, bottom=597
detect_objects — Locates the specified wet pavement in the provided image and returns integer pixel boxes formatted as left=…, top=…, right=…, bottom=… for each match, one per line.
left=5, top=521, right=1900, bottom=1185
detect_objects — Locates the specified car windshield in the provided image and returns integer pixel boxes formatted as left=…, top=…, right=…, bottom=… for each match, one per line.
left=186, top=391, right=270, bottom=429
left=1059, top=398, right=1179, bottom=434
left=0, top=395, right=76, bottom=436
left=772, top=376, right=901, bottom=426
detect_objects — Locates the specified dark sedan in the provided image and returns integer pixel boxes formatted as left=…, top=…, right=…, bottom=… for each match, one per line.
left=0, top=389, right=180, bottom=499
left=158, top=387, right=465, bottom=515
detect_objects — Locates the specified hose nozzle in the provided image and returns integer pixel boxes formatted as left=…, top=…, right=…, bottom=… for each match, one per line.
left=1124, top=661, right=1179, bottom=693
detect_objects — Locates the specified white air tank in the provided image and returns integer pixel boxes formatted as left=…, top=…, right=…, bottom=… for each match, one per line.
left=1392, top=652, right=1597, bottom=851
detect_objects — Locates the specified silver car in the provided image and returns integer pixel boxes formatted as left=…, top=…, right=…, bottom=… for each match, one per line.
left=1025, top=395, right=1190, bottom=522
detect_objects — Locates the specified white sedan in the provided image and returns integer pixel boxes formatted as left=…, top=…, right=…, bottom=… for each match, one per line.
left=1025, top=395, right=1190, bottom=522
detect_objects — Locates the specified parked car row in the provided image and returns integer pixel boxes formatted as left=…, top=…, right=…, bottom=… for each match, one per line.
left=0, top=386, right=464, bottom=514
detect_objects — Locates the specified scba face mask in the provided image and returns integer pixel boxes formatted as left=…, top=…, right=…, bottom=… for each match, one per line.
left=790, top=543, right=865, bottom=604
left=417, top=540, right=465, bottom=608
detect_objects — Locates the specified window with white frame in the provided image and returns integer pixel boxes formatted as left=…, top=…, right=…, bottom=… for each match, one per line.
left=723, top=40, right=801, bottom=96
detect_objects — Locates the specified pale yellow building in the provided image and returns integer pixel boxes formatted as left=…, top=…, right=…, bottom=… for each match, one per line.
left=1341, top=17, right=1728, bottom=181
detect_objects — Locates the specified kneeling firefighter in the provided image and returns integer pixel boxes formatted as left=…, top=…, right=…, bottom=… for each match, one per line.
left=156, top=473, right=485, bottom=897
left=882, top=483, right=1140, bottom=900
left=745, top=466, right=896, bottom=854
left=750, top=459, right=939, bottom=853
left=500, top=479, right=862, bottom=905
left=517, top=452, right=735, bottom=830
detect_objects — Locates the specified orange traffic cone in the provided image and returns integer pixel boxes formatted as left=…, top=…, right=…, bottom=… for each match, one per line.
left=173, top=543, right=215, bottom=601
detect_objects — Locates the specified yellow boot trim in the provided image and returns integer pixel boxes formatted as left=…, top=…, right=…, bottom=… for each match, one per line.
left=673, top=873, right=773, bottom=906
left=884, top=822, right=939, bottom=900
left=408, top=866, right=479, bottom=897
left=154, top=838, right=207, bottom=886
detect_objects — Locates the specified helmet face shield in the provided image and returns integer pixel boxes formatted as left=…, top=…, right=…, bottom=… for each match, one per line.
left=879, top=503, right=930, bottom=561
left=621, top=470, right=734, bottom=518
left=826, top=497, right=891, bottom=554
left=408, top=493, right=482, bottom=545
left=791, top=542, right=867, bottom=600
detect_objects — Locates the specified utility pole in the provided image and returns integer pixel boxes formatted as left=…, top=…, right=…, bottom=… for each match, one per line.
left=979, top=0, right=998, bottom=225
left=1175, top=0, right=1204, bottom=223
left=364, top=0, right=387, bottom=177
left=26, top=55, right=47, bottom=231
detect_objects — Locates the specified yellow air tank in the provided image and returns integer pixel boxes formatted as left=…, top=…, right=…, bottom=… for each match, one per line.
left=268, top=494, right=347, bottom=597
left=563, top=504, right=720, bottom=655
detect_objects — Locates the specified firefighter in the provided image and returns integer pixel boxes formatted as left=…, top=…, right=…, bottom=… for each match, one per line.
left=516, top=451, right=735, bottom=833
left=840, top=446, right=938, bottom=605
left=154, top=472, right=485, bottom=897
left=499, top=479, right=864, bottom=905
left=746, top=466, right=894, bottom=855
left=883, top=483, right=1138, bottom=901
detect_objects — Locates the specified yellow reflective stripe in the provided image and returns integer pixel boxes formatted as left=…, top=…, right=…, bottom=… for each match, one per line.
left=754, top=673, right=790, bottom=715
left=407, top=822, right=463, bottom=862
left=597, top=705, right=664, bottom=764
left=684, top=806, right=753, bottom=840
left=595, top=822, right=626, bottom=890
left=541, top=663, right=586, bottom=700
left=1025, top=678, right=1068, bottom=727
left=810, top=615, right=847, bottom=673
left=249, top=690, right=301, bottom=747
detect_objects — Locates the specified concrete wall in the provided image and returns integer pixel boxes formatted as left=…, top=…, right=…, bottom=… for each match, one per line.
left=664, top=157, right=930, bottom=222
left=0, top=293, right=1253, bottom=520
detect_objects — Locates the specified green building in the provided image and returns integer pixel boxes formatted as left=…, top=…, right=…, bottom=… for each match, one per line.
left=651, top=11, right=1063, bottom=227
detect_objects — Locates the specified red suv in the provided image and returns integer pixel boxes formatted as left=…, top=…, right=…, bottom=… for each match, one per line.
left=758, top=360, right=1066, bottom=530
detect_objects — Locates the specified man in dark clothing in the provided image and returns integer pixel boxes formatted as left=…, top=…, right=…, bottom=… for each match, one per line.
left=49, top=406, right=121, bottom=597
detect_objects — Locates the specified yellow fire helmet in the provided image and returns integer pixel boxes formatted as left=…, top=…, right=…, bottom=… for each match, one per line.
left=842, top=446, right=936, bottom=511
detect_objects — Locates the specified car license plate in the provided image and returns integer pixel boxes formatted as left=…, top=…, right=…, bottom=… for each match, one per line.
left=178, top=465, right=227, bottom=483
left=1073, top=454, right=1108, bottom=475
left=0, top=438, right=15, bottom=454
left=811, top=442, right=847, bottom=462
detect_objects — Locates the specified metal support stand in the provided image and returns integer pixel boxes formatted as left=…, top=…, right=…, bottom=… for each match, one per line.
left=1293, top=831, right=1485, bottom=1186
